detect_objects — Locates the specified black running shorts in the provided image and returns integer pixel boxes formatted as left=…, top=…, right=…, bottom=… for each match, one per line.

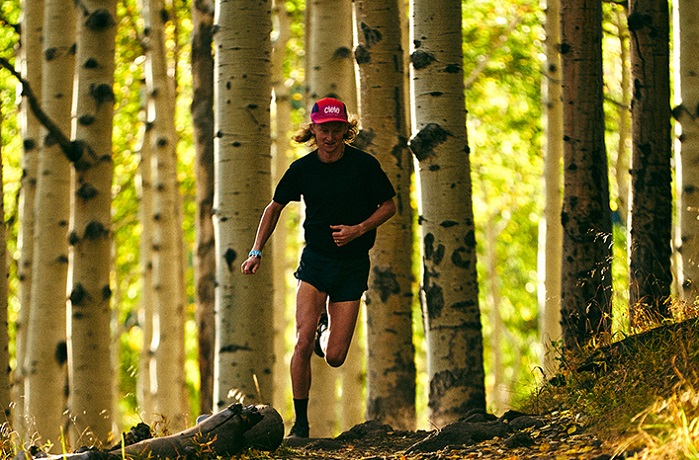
left=294, top=248, right=370, bottom=302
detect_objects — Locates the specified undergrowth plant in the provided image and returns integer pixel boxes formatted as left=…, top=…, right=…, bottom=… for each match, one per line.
left=520, top=304, right=699, bottom=458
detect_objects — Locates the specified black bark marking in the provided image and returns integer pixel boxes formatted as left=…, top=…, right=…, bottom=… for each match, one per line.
left=464, top=229, right=476, bottom=247
left=451, top=247, right=472, bottom=269
left=423, top=281, right=444, bottom=320
left=372, top=266, right=401, bottom=303
left=411, top=49, right=435, bottom=70
left=220, top=343, right=252, bottom=353
left=423, top=233, right=445, bottom=265
left=360, top=22, right=382, bottom=47
left=333, top=46, right=352, bottom=59
left=85, top=9, right=116, bottom=31
left=55, top=341, right=68, bottom=366
left=71, top=283, right=87, bottom=305
left=78, top=114, right=95, bottom=125
left=633, top=78, right=643, bottom=101
left=354, top=128, right=374, bottom=150
left=355, top=44, right=371, bottom=64
left=409, top=123, right=450, bottom=161
left=390, top=139, right=407, bottom=168
left=76, top=182, right=98, bottom=201
left=224, top=248, right=237, bottom=271
left=429, top=368, right=486, bottom=412
left=84, top=57, right=99, bottom=69
left=69, top=231, right=80, bottom=246
left=45, top=48, right=58, bottom=61
left=90, top=83, right=115, bottom=107
left=102, top=284, right=112, bottom=301
left=84, top=221, right=108, bottom=239
left=24, top=138, right=37, bottom=151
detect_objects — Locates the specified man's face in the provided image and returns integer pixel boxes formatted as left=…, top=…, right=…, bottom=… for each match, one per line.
left=312, top=122, right=349, bottom=156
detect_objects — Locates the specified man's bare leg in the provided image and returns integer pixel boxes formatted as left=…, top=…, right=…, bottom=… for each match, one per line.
left=321, top=299, right=361, bottom=367
left=288, top=281, right=328, bottom=438
left=290, top=281, right=327, bottom=399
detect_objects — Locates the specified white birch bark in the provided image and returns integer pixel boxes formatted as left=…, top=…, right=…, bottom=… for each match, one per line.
left=136, top=109, right=155, bottom=421
left=674, top=0, right=699, bottom=304
left=355, top=0, right=416, bottom=431
left=213, top=0, right=275, bottom=410
left=23, top=0, right=75, bottom=447
left=142, top=0, right=189, bottom=431
left=68, top=1, right=117, bottom=444
left=410, top=0, right=486, bottom=426
left=539, top=0, right=563, bottom=375
left=14, top=0, right=43, bottom=433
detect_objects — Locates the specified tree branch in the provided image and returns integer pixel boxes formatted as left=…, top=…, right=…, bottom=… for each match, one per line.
left=0, top=56, right=89, bottom=164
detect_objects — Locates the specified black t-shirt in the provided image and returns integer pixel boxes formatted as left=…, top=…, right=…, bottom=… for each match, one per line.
left=273, top=145, right=396, bottom=259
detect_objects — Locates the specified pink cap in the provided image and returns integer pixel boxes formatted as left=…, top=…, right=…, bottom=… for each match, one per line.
left=310, top=98, right=349, bottom=124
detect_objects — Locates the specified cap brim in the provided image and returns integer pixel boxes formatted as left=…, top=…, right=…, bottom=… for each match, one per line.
left=312, top=117, right=349, bottom=124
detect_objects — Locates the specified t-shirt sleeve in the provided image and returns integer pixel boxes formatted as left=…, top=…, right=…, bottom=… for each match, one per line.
left=273, top=163, right=302, bottom=205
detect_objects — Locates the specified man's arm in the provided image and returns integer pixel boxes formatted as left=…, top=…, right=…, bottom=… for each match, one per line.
left=241, top=200, right=286, bottom=274
left=330, top=198, right=396, bottom=247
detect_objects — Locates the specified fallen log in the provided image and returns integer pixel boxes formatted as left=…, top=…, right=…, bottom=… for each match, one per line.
left=15, top=404, right=284, bottom=459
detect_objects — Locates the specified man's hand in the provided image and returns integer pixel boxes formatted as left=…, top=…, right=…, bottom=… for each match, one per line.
left=330, top=224, right=361, bottom=247
left=241, top=256, right=261, bottom=274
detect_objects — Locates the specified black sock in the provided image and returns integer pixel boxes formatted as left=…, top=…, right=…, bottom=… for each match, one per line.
left=293, top=398, right=309, bottom=425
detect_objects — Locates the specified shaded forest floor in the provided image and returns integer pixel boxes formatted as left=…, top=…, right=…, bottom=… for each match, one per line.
left=246, top=316, right=699, bottom=459
left=7, top=317, right=699, bottom=459
left=274, top=409, right=617, bottom=459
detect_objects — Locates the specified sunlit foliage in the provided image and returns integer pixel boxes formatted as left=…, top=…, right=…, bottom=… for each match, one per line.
left=463, top=0, right=545, bottom=412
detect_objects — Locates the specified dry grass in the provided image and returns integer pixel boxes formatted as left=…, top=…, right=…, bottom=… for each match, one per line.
left=522, top=305, right=699, bottom=459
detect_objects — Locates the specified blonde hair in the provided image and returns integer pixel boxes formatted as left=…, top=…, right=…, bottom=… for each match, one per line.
left=292, top=115, right=360, bottom=146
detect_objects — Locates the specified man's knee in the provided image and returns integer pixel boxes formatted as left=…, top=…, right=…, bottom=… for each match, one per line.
left=294, top=334, right=315, bottom=358
left=325, top=349, right=347, bottom=368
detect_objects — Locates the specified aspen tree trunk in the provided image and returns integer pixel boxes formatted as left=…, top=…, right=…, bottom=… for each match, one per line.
left=674, top=0, right=699, bottom=304
left=24, top=0, right=75, bottom=447
left=354, top=0, right=416, bottom=431
left=306, top=0, right=356, bottom=102
left=627, top=0, right=672, bottom=325
left=483, top=205, right=506, bottom=412
left=68, top=2, right=117, bottom=444
left=559, top=0, right=613, bottom=350
left=305, top=0, right=359, bottom=436
left=213, top=0, right=274, bottom=409
left=136, top=120, right=155, bottom=421
left=614, top=7, right=631, bottom=225
left=15, top=0, right=43, bottom=433
left=539, top=0, right=563, bottom=374
left=270, top=0, right=294, bottom=424
left=0, top=125, right=9, bottom=418
left=191, top=0, right=216, bottom=418
left=142, top=0, right=189, bottom=430
left=410, top=0, right=486, bottom=426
